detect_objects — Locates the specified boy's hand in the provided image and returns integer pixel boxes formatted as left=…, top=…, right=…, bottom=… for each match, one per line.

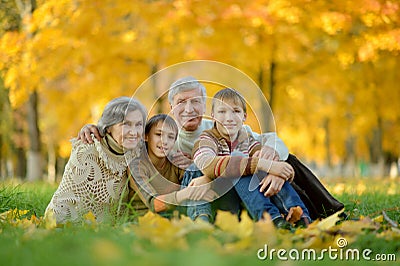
left=254, top=146, right=280, bottom=161
left=259, top=174, right=285, bottom=197
left=77, top=124, right=101, bottom=144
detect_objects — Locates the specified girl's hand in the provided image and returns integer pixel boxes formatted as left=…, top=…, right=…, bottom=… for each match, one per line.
left=170, top=151, right=193, bottom=169
left=188, top=175, right=212, bottom=187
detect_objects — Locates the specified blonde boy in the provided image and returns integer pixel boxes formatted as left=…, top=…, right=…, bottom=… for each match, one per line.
left=192, top=88, right=311, bottom=228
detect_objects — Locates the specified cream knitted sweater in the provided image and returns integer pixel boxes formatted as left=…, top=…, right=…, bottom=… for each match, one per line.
left=45, top=135, right=138, bottom=224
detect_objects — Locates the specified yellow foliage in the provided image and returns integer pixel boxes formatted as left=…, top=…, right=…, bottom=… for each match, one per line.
left=215, top=211, right=253, bottom=239
left=91, top=239, right=123, bottom=263
left=84, top=211, right=98, bottom=226
left=0, top=206, right=399, bottom=255
left=1, top=0, right=400, bottom=163
left=44, top=209, right=57, bottom=229
left=0, top=208, right=29, bottom=222
left=315, top=209, right=344, bottom=231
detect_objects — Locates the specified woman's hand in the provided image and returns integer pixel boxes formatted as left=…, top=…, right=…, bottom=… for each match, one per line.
left=77, top=124, right=101, bottom=144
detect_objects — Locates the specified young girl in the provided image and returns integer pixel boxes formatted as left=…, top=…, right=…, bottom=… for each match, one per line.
left=128, top=114, right=216, bottom=220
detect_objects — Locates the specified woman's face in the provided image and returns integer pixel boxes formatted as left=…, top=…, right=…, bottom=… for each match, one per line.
left=108, top=109, right=144, bottom=150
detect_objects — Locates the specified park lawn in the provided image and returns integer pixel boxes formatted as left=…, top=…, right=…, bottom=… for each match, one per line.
left=0, top=177, right=399, bottom=266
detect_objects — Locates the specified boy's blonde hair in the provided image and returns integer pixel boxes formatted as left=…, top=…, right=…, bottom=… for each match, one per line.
left=212, top=88, right=247, bottom=114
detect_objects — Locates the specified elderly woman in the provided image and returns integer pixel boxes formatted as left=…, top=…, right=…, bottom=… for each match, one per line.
left=45, top=97, right=147, bottom=224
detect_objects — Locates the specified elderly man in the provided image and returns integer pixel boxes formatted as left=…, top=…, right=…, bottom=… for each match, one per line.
left=79, top=76, right=344, bottom=220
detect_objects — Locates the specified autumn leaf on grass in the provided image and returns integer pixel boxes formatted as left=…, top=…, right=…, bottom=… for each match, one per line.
left=215, top=211, right=253, bottom=239
left=332, top=217, right=379, bottom=236
left=0, top=209, right=29, bottom=223
left=253, top=213, right=277, bottom=246
left=286, top=206, right=303, bottom=224
left=293, top=209, right=345, bottom=248
left=315, top=209, right=344, bottom=231
left=171, top=213, right=214, bottom=237
left=135, top=212, right=187, bottom=250
left=91, top=239, right=123, bottom=264
left=44, top=209, right=57, bottom=229
left=214, top=211, right=255, bottom=251
left=83, top=211, right=97, bottom=227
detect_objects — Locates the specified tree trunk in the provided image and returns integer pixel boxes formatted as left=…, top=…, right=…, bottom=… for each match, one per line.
left=368, top=117, right=385, bottom=176
left=257, top=62, right=276, bottom=132
left=150, top=63, right=163, bottom=113
left=47, top=143, right=56, bottom=183
left=15, top=146, right=26, bottom=178
left=268, top=60, right=276, bottom=114
left=323, top=117, right=332, bottom=168
left=26, top=90, right=42, bottom=181
left=344, top=136, right=356, bottom=177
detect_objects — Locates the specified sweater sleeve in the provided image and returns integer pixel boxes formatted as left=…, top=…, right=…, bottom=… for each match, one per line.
left=128, top=157, right=178, bottom=213
left=192, top=133, right=260, bottom=179
left=243, top=125, right=289, bottom=161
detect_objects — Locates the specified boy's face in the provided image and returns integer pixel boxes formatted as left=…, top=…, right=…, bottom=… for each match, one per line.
left=145, top=121, right=177, bottom=159
left=212, top=99, right=246, bottom=141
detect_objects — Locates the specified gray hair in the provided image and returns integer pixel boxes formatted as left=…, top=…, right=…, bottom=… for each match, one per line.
left=97, top=96, right=147, bottom=136
left=167, top=76, right=207, bottom=104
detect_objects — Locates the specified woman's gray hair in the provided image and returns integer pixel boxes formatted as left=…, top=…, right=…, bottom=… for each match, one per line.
left=97, top=96, right=147, bottom=136
left=167, top=76, right=207, bottom=104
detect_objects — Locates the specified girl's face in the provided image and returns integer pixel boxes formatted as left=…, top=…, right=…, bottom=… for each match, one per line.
left=146, top=121, right=177, bottom=159
left=108, top=110, right=144, bottom=150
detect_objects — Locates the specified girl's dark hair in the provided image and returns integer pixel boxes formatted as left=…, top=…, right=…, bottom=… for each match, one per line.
left=145, top=114, right=178, bottom=138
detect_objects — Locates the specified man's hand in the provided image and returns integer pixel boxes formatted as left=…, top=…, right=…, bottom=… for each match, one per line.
left=259, top=174, right=285, bottom=197
left=254, top=146, right=280, bottom=161
left=170, top=151, right=193, bottom=169
left=77, top=124, right=101, bottom=144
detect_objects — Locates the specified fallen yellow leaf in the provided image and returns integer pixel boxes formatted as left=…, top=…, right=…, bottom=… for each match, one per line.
left=373, top=215, right=384, bottom=223
left=84, top=211, right=97, bottom=225
left=316, top=209, right=344, bottom=231
left=44, top=209, right=57, bottom=229
left=214, top=211, right=253, bottom=239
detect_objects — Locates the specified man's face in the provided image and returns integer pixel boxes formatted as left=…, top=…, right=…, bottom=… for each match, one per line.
left=170, top=88, right=206, bottom=131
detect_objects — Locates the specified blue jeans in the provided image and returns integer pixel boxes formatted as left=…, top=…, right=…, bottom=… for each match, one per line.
left=180, top=164, right=241, bottom=222
left=234, top=173, right=311, bottom=221
left=181, top=165, right=311, bottom=223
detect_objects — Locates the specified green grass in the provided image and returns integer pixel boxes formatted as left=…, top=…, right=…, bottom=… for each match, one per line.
left=0, top=178, right=399, bottom=266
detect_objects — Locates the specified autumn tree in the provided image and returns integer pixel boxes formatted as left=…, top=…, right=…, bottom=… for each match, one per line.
left=1, top=0, right=399, bottom=179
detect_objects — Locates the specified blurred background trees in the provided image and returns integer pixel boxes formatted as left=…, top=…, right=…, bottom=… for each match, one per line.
left=0, top=0, right=399, bottom=181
